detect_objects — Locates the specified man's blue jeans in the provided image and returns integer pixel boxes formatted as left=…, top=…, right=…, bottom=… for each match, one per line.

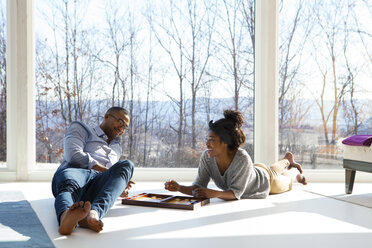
left=51, top=160, right=134, bottom=225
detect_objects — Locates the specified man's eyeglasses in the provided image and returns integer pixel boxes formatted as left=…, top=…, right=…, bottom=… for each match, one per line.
left=205, top=137, right=216, bottom=143
left=108, top=114, right=128, bottom=129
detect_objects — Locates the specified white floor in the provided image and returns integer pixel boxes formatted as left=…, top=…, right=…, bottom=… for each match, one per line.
left=2, top=182, right=372, bottom=248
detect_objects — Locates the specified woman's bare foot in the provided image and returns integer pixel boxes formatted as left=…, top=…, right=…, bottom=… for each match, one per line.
left=59, top=201, right=91, bottom=235
left=296, top=174, right=307, bottom=185
left=284, top=152, right=303, bottom=174
left=78, top=209, right=104, bottom=233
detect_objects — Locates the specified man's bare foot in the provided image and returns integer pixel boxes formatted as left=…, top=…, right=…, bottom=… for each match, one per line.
left=284, top=152, right=303, bottom=174
left=78, top=209, right=104, bottom=233
left=296, top=174, right=307, bottom=185
left=59, top=201, right=91, bottom=235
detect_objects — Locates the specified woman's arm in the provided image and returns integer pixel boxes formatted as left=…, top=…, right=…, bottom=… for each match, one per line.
left=165, top=180, right=236, bottom=200
left=193, top=188, right=236, bottom=201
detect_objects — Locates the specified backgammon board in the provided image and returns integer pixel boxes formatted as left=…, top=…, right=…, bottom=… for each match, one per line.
left=121, top=193, right=210, bottom=210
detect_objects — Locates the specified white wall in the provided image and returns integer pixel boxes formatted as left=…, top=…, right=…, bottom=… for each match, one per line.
left=254, top=0, right=279, bottom=166
left=5, top=0, right=35, bottom=181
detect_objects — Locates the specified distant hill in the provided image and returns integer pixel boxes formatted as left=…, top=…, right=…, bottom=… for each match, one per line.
left=36, top=97, right=372, bottom=136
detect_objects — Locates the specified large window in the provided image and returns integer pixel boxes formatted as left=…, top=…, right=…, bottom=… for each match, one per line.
left=35, top=0, right=255, bottom=168
left=279, top=0, right=372, bottom=169
left=0, top=0, right=6, bottom=169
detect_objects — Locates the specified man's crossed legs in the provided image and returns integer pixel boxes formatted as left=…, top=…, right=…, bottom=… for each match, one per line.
left=52, top=160, right=134, bottom=235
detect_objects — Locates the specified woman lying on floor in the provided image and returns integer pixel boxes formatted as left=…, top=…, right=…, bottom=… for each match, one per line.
left=165, top=109, right=307, bottom=200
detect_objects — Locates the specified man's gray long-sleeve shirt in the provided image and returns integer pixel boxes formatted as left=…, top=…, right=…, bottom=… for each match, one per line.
left=193, top=148, right=270, bottom=199
left=58, top=121, right=122, bottom=170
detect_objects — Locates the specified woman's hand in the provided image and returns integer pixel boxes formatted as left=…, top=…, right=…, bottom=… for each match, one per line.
left=164, top=180, right=180, bottom=192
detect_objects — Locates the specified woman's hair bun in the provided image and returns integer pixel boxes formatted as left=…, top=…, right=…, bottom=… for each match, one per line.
left=223, top=109, right=244, bottom=128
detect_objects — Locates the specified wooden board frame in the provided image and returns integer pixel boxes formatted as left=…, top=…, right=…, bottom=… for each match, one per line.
left=121, top=193, right=210, bottom=210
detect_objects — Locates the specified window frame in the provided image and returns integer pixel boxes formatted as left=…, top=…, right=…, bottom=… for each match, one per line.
left=1, top=0, right=364, bottom=183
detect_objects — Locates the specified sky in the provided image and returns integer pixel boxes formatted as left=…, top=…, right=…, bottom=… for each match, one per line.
left=34, top=0, right=254, bottom=102
left=25, top=0, right=372, bottom=103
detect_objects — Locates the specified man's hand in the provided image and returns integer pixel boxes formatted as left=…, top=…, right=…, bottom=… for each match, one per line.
left=164, top=180, right=180, bottom=192
left=92, top=164, right=108, bottom=173
left=120, top=180, right=135, bottom=198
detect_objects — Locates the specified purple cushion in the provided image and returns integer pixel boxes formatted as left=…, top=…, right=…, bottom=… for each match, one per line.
left=342, top=135, right=372, bottom=146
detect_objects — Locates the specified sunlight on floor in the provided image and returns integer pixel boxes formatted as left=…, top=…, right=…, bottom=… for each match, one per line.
left=2, top=182, right=372, bottom=248
left=0, top=226, right=30, bottom=242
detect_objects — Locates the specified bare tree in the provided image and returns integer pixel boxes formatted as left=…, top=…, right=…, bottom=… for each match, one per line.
left=342, top=18, right=362, bottom=135
left=311, top=0, right=350, bottom=148
left=342, top=0, right=372, bottom=135
left=183, top=0, right=216, bottom=149
left=216, top=0, right=253, bottom=111
left=150, top=1, right=188, bottom=152
left=0, top=1, right=6, bottom=161
left=35, top=37, right=68, bottom=163
left=34, top=0, right=101, bottom=163
left=40, top=0, right=96, bottom=125
left=241, top=0, right=254, bottom=50
left=101, top=1, right=130, bottom=107
left=102, top=4, right=141, bottom=161
left=142, top=6, right=154, bottom=166
left=278, top=0, right=311, bottom=129
left=127, top=14, right=138, bottom=160
left=355, top=0, right=372, bottom=65
left=35, top=67, right=59, bottom=162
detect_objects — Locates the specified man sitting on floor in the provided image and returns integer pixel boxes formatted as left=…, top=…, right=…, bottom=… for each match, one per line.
left=51, top=107, right=135, bottom=235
